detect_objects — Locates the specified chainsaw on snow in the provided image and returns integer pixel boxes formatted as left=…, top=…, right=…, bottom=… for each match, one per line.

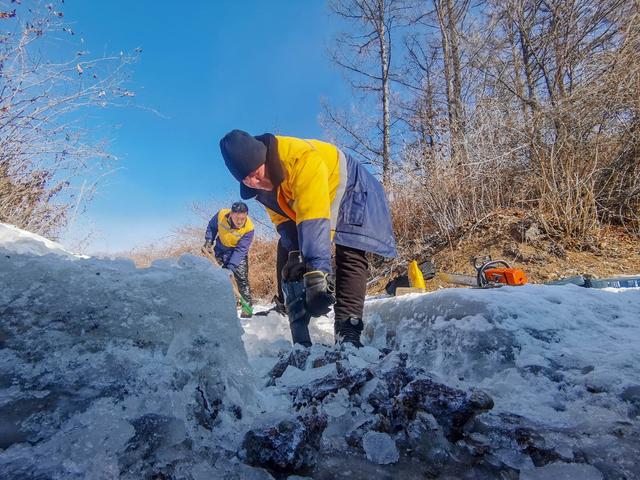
left=386, top=255, right=527, bottom=295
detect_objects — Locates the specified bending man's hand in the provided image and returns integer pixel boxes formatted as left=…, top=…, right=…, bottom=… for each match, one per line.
left=303, top=270, right=336, bottom=316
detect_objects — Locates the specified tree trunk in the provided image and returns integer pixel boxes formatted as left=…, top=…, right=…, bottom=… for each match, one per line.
left=378, top=0, right=392, bottom=186
left=435, top=0, right=466, bottom=161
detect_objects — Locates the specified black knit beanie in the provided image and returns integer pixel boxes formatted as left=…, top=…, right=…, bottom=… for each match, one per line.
left=220, top=129, right=267, bottom=182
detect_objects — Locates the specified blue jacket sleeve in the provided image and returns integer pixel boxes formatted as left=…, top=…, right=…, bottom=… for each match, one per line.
left=205, top=213, right=219, bottom=243
left=227, top=230, right=254, bottom=272
left=276, top=218, right=330, bottom=273
left=276, top=220, right=299, bottom=253
left=297, top=219, right=332, bottom=273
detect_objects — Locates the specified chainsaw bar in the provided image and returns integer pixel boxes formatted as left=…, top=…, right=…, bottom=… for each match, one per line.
left=436, top=271, right=478, bottom=287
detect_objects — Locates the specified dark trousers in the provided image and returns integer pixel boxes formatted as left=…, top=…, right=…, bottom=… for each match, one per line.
left=334, top=245, right=368, bottom=322
left=217, top=254, right=252, bottom=305
left=276, top=239, right=288, bottom=304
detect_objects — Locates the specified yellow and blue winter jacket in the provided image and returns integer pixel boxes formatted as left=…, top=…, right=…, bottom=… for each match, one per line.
left=205, top=209, right=254, bottom=272
left=241, top=134, right=396, bottom=272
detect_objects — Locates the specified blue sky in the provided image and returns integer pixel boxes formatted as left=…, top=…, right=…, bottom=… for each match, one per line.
left=59, top=1, right=350, bottom=253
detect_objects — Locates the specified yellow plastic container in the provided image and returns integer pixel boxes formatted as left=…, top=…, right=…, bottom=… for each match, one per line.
left=408, top=260, right=427, bottom=289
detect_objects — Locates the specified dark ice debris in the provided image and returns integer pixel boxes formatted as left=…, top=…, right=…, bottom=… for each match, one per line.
left=621, top=385, right=640, bottom=418
left=621, top=385, right=640, bottom=404
left=266, top=349, right=311, bottom=387
left=292, top=361, right=373, bottom=408
left=521, top=364, right=565, bottom=383
left=311, top=349, right=345, bottom=368
left=119, top=414, right=189, bottom=478
left=242, top=414, right=328, bottom=473
left=397, top=377, right=494, bottom=442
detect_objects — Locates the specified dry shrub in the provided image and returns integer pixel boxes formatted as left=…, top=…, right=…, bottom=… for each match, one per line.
left=247, top=237, right=279, bottom=301
left=0, top=1, right=136, bottom=238
left=387, top=1, right=639, bottom=252
left=532, top=17, right=640, bottom=240
left=598, top=122, right=640, bottom=233
left=535, top=142, right=602, bottom=242
left=387, top=97, right=531, bottom=263
left=535, top=131, right=640, bottom=241
left=125, top=226, right=201, bottom=267
left=0, top=162, right=68, bottom=238
left=591, top=22, right=640, bottom=234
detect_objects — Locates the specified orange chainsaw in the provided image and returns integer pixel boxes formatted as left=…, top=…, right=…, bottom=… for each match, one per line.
left=436, top=256, right=528, bottom=288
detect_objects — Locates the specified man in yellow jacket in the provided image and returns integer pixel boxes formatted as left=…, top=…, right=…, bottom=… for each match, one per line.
left=203, top=201, right=254, bottom=315
left=219, top=130, right=396, bottom=347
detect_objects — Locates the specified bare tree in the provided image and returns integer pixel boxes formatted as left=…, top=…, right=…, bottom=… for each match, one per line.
left=400, top=32, right=445, bottom=169
left=0, top=0, right=137, bottom=238
left=387, top=0, right=640, bottom=253
left=432, top=0, right=470, bottom=160
left=325, top=0, right=409, bottom=186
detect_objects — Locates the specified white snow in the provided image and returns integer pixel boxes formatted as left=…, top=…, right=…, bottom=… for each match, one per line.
left=0, top=222, right=87, bottom=258
left=237, top=280, right=639, bottom=476
left=2, top=222, right=639, bottom=478
left=241, top=311, right=334, bottom=356
left=364, top=284, right=640, bottom=432
left=240, top=309, right=334, bottom=380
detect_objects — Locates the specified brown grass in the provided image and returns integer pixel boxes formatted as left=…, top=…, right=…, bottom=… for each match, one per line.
left=247, top=237, right=279, bottom=301
left=369, top=207, right=640, bottom=294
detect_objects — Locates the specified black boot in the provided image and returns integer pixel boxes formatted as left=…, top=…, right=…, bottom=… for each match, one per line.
left=233, top=257, right=252, bottom=306
left=335, top=317, right=364, bottom=348
left=284, top=283, right=311, bottom=347
left=282, top=251, right=312, bottom=348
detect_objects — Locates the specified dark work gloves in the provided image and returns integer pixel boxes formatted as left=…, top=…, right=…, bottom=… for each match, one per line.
left=281, top=251, right=306, bottom=282
left=303, top=270, right=336, bottom=317
left=282, top=251, right=335, bottom=320
left=201, top=241, right=214, bottom=255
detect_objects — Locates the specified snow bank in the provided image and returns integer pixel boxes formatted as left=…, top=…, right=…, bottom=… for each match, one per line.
left=241, top=310, right=334, bottom=378
left=364, top=285, right=640, bottom=428
left=364, top=285, right=640, bottom=477
left=0, top=224, right=258, bottom=479
left=0, top=223, right=87, bottom=258
left=240, top=284, right=640, bottom=478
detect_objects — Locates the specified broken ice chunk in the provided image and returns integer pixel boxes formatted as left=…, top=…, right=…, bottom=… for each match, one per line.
left=362, top=431, right=399, bottom=465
